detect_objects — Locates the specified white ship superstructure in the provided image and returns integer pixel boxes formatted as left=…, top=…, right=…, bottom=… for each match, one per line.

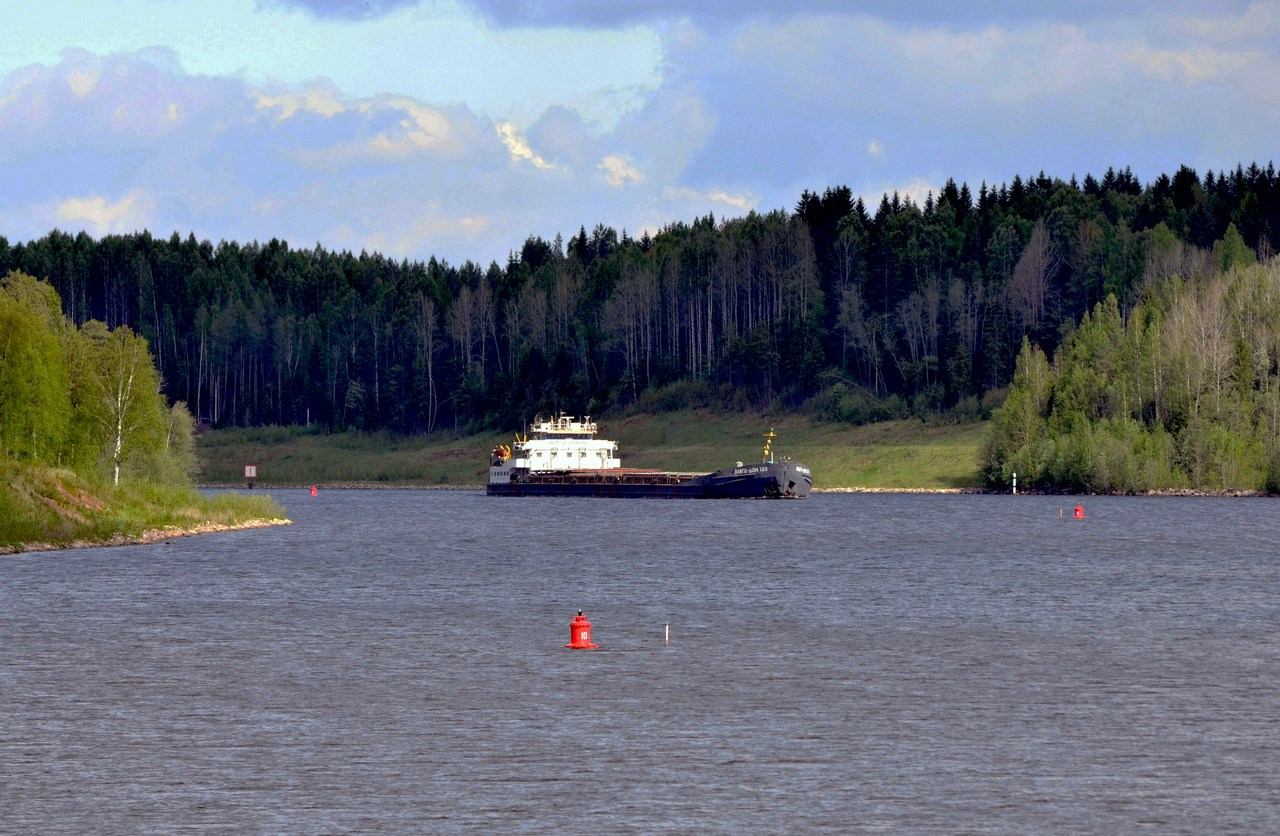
left=489, top=415, right=619, bottom=483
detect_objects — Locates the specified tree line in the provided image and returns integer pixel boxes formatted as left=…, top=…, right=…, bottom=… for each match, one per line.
left=1, top=162, right=1278, bottom=437
left=0, top=272, right=195, bottom=486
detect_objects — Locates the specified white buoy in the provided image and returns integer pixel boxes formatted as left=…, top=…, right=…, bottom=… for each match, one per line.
left=664, top=622, right=669, bottom=645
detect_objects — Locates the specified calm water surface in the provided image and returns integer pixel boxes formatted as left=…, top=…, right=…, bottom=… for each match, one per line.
left=2, top=491, right=1278, bottom=833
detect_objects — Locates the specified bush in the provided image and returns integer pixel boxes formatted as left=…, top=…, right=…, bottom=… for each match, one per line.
left=1265, top=448, right=1280, bottom=494
left=804, top=384, right=909, bottom=426
left=630, top=380, right=718, bottom=414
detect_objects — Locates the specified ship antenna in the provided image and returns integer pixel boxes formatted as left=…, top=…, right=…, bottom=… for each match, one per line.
left=762, top=428, right=776, bottom=464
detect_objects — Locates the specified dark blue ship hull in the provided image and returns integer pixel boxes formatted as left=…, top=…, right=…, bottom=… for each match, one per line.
left=487, top=461, right=811, bottom=498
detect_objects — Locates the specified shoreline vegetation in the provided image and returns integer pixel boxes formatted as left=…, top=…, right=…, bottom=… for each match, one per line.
left=1, top=272, right=288, bottom=555
left=0, top=460, right=291, bottom=554
left=1, top=518, right=292, bottom=556
left=192, top=412, right=1278, bottom=498
left=9, top=405, right=1273, bottom=557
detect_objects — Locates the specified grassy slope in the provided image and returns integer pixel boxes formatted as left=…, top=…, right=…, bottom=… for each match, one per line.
left=0, top=459, right=288, bottom=551
left=196, top=413, right=987, bottom=490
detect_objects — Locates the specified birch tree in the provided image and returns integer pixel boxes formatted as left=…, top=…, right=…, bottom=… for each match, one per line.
left=1010, top=219, right=1059, bottom=333
left=413, top=292, right=440, bottom=433
left=80, top=320, right=166, bottom=486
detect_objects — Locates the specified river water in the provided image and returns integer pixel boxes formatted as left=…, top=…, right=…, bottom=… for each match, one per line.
left=2, top=490, right=1277, bottom=833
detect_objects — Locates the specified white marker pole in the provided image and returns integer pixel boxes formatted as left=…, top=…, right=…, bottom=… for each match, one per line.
left=1012, top=471, right=1017, bottom=495
left=665, top=623, right=669, bottom=645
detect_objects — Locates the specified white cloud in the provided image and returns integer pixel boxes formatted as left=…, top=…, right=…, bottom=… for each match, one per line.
left=706, top=190, right=753, bottom=212
left=371, top=97, right=458, bottom=156
left=664, top=185, right=755, bottom=213
left=598, top=154, right=643, bottom=186
left=56, top=191, right=152, bottom=234
left=1127, top=43, right=1251, bottom=86
left=496, top=121, right=557, bottom=169
left=2, top=1, right=663, bottom=131
left=289, top=97, right=480, bottom=169
left=862, top=178, right=938, bottom=209
left=361, top=201, right=491, bottom=260
left=254, top=86, right=349, bottom=121
left=0, top=65, right=42, bottom=113
left=67, top=66, right=100, bottom=98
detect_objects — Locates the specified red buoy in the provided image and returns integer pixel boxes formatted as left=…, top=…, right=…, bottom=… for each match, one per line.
left=309, top=485, right=318, bottom=497
left=1073, top=504, right=1085, bottom=519
left=565, top=610, right=599, bottom=649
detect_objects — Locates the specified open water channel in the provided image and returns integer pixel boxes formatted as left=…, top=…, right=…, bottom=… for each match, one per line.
left=2, top=490, right=1278, bottom=832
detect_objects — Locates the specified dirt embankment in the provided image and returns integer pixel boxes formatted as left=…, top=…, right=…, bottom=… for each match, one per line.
left=0, top=518, right=292, bottom=555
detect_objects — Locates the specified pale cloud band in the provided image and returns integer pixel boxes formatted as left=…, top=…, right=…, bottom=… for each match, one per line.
left=56, top=191, right=153, bottom=236
left=0, top=1, right=1277, bottom=265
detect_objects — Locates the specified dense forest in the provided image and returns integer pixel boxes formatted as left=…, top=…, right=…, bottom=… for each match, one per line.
left=1, top=163, right=1278, bottom=443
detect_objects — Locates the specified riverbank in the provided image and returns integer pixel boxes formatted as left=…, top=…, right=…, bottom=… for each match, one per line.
left=197, top=478, right=986, bottom=492
left=1, top=461, right=290, bottom=554
left=196, top=413, right=988, bottom=491
left=1, top=517, right=292, bottom=555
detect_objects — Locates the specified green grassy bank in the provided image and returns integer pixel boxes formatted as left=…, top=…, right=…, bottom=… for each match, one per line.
left=196, top=413, right=987, bottom=491
left=0, top=460, right=289, bottom=553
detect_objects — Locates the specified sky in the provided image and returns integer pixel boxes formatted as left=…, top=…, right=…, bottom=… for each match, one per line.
left=1, top=0, right=1277, bottom=266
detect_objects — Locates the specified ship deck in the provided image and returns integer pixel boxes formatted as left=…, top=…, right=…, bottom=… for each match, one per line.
left=519, top=468, right=710, bottom=486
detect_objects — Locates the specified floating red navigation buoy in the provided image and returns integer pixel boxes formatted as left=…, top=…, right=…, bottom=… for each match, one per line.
left=310, top=485, right=318, bottom=497
left=565, top=610, right=599, bottom=649
left=1073, top=504, right=1085, bottom=519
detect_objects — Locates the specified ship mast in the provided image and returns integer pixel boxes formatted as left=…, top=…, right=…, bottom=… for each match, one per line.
left=762, top=428, right=776, bottom=464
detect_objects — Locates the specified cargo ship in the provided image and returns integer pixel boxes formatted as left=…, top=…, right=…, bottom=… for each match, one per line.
left=487, top=415, right=811, bottom=498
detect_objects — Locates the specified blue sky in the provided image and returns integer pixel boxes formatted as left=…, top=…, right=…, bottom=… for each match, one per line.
left=1, top=0, right=1277, bottom=265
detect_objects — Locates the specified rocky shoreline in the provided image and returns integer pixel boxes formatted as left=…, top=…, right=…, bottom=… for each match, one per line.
left=0, top=517, right=292, bottom=556
left=202, top=483, right=1276, bottom=498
